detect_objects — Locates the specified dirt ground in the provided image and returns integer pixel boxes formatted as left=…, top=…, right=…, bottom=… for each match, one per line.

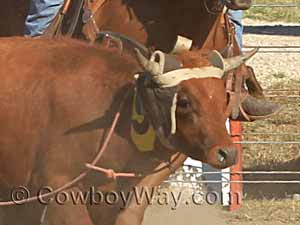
left=142, top=203, right=299, bottom=225
left=143, top=204, right=227, bottom=225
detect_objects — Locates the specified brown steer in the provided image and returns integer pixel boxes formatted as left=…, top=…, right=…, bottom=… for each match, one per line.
left=0, top=36, right=255, bottom=225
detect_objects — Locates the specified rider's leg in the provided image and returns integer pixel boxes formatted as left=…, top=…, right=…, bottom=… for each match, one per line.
left=25, top=0, right=64, bottom=37
left=227, top=9, right=243, bottom=49
left=227, top=9, right=282, bottom=121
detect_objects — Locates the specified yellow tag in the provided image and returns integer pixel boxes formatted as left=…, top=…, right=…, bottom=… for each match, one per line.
left=130, top=91, right=156, bottom=152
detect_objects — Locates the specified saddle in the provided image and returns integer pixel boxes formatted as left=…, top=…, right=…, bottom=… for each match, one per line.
left=44, top=0, right=105, bottom=39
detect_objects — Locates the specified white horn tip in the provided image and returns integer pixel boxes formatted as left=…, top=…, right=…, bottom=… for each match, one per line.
left=245, top=48, right=259, bottom=59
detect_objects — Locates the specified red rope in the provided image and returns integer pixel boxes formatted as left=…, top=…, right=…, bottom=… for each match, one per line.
left=85, top=164, right=142, bottom=179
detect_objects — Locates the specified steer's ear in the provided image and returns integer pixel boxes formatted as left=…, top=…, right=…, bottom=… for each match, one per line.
left=208, top=48, right=258, bottom=72
left=208, top=50, right=225, bottom=71
left=171, top=36, right=193, bottom=54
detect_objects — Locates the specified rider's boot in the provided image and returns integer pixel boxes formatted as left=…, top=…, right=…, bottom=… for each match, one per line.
left=232, top=64, right=283, bottom=122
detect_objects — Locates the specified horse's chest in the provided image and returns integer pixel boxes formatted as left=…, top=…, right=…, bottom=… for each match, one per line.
left=120, top=1, right=178, bottom=51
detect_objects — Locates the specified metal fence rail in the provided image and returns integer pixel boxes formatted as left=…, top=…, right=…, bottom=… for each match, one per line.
left=235, top=141, right=300, bottom=145
left=173, top=171, right=300, bottom=175
left=244, top=45, right=300, bottom=48
left=165, top=180, right=300, bottom=184
left=243, top=46, right=300, bottom=53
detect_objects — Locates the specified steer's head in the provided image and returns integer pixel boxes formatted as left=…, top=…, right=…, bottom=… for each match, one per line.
left=135, top=48, right=256, bottom=169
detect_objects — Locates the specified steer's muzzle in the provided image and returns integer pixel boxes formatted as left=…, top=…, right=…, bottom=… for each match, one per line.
left=207, top=145, right=238, bottom=169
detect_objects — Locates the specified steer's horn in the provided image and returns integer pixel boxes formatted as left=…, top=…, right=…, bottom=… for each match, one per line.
left=171, top=35, right=193, bottom=54
left=208, top=48, right=258, bottom=72
left=135, top=49, right=165, bottom=75
left=223, top=48, right=258, bottom=72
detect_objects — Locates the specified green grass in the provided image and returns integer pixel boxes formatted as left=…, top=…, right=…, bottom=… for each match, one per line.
left=244, top=0, right=300, bottom=23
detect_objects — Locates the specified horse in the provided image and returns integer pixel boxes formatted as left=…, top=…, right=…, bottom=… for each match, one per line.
left=0, top=0, right=251, bottom=52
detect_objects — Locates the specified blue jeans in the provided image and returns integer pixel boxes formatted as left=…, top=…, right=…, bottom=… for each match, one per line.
left=227, top=10, right=243, bottom=49
left=25, top=0, right=64, bottom=37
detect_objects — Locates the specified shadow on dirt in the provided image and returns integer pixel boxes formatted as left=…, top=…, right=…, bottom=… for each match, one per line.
left=244, top=25, right=300, bottom=36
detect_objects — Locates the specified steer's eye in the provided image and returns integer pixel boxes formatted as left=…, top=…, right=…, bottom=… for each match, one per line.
left=177, top=96, right=191, bottom=111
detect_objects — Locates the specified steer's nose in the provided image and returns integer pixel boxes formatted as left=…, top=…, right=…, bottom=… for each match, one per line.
left=216, top=147, right=237, bottom=168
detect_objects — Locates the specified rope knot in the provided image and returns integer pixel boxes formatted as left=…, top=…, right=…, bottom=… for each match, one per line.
left=106, top=169, right=117, bottom=180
